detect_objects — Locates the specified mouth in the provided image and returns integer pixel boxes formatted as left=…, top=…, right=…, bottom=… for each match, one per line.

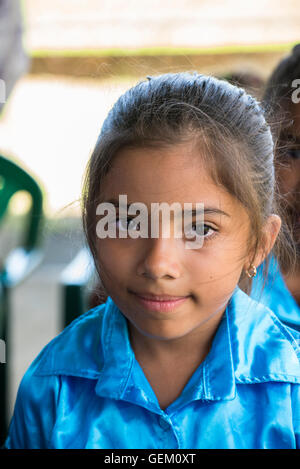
left=129, top=290, right=190, bottom=312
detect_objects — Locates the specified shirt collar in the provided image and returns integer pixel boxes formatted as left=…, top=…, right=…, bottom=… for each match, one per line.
left=252, top=257, right=300, bottom=330
left=95, top=296, right=236, bottom=414
left=229, top=287, right=300, bottom=384
left=35, top=287, right=300, bottom=411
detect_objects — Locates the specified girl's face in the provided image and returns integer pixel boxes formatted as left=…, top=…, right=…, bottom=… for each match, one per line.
left=96, top=142, right=255, bottom=340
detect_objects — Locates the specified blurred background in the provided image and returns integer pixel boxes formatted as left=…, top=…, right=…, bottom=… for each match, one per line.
left=0, top=0, right=299, bottom=426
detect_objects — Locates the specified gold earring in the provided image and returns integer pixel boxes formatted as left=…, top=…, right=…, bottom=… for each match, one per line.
left=245, top=264, right=257, bottom=278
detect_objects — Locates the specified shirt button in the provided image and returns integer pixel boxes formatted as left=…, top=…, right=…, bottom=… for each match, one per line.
left=158, top=416, right=170, bottom=430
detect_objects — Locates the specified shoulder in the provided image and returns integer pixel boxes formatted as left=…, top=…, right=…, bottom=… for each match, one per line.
left=251, top=257, right=300, bottom=331
left=32, top=302, right=108, bottom=379
left=4, top=303, right=110, bottom=448
left=228, top=288, right=300, bottom=384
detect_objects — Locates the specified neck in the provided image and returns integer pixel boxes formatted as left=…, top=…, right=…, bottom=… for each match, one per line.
left=127, top=310, right=224, bottom=369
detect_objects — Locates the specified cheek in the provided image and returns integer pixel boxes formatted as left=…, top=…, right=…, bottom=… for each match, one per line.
left=188, top=255, right=242, bottom=311
left=97, top=240, right=135, bottom=285
left=186, top=239, right=247, bottom=288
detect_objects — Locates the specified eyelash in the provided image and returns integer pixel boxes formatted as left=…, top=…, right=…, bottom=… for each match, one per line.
left=185, top=222, right=218, bottom=242
left=115, top=217, right=219, bottom=242
left=115, top=217, right=140, bottom=231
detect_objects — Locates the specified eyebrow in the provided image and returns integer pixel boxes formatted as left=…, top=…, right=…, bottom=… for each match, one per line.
left=100, top=199, right=231, bottom=218
left=184, top=208, right=230, bottom=218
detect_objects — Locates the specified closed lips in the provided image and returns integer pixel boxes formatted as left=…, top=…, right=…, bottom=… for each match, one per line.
left=132, top=292, right=189, bottom=301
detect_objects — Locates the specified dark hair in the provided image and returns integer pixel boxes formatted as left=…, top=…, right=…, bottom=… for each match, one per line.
left=262, top=44, right=300, bottom=151
left=262, top=43, right=300, bottom=114
left=82, top=72, right=295, bottom=296
left=261, top=44, right=300, bottom=273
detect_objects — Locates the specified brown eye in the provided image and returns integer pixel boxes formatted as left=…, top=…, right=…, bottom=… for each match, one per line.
left=184, top=223, right=217, bottom=240
left=116, top=217, right=140, bottom=232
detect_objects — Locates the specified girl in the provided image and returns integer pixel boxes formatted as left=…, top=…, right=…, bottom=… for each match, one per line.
left=4, top=72, right=300, bottom=449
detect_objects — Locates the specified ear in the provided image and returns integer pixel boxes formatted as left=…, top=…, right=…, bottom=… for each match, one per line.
left=244, top=214, right=282, bottom=270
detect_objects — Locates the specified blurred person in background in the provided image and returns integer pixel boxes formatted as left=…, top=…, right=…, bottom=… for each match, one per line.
left=251, top=44, right=300, bottom=331
left=223, top=70, right=265, bottom=99
left=0, top=0, right=29, bottom=116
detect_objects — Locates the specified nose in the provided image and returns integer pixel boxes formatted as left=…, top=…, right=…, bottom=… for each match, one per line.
left=136, top=237, right=182, bottom=280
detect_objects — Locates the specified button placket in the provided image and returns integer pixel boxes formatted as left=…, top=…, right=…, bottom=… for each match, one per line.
left=157, top=414, right=180, bottom=449
left=158, top=415, right=170, bottom=430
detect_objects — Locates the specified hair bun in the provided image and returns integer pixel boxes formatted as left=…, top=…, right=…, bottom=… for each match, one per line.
left=292, top=43, right=300, bottom=58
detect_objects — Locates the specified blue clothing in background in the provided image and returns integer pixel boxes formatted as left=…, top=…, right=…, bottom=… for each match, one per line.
left=251, top=257, right=300, bottom=332
left=4, top=287, right=300, bottom=449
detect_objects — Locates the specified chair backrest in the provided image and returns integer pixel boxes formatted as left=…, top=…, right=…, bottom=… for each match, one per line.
left=0, top=155, right=43, bottom=251
left=60, top=247, right=98, bottom=328
left=0, top=154, right=43, bottom=445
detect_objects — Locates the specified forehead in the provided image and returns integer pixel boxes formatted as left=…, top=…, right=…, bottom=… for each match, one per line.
left=99, top=143, right=241, bottom=214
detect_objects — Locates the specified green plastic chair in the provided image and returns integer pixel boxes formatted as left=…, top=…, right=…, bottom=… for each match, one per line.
left=0, top=154, right=43, bottom=445
left=60, top=247, right=98, bottom=329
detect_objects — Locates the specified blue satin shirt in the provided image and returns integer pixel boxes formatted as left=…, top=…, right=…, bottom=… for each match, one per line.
left=4, top=287, right=300, bottom=449
left=251, top=257, right=300, bottom=332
